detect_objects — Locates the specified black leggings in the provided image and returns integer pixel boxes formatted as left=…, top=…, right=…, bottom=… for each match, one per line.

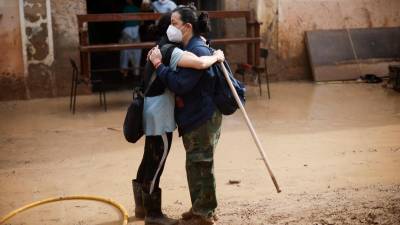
left=136, top=132, right=173, bottom=193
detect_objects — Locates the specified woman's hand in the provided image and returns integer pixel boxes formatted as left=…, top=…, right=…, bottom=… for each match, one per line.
left=146, top=48, right=153, bottom=61
left=149, top=45, right=162, bottom=67
left=213, top=49, right=225, bottom=62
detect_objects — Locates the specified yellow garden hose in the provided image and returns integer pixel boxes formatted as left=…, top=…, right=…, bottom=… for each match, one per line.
left=0, top=195, right=129, bottom=225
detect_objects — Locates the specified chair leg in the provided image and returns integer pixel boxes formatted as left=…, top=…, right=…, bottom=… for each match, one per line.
left=70, top=74, right=75, bottom=112
left=99, top=92, right=103, bottom=106
left=265, top=61, right=271, bottom=99
left=73, top=79, right=78, bottom=114
left=103, top=91, right=107, bottom=112
left=257, top=71, right=262, bottom=96
left=70, top=82, right=74, bottom=112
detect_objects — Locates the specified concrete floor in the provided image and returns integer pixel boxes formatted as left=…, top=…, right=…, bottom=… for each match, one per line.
left=0, top=82, right=399, bottom=225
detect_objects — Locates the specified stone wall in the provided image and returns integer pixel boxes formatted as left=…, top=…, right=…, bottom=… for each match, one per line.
left=23, top=0, right=56, bottom=98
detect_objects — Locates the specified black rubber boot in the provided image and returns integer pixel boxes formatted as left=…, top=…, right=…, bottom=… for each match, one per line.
left=142, top=188, right=178, bottom=225
left=132, top=179, right=145, bottom=219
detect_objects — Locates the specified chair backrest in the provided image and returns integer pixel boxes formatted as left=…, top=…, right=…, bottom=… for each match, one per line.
left=260, top=48, right=269, bottom=59
left=70, top=58, right=84, bottom=84
left=69, top=58, right=78, bottom=72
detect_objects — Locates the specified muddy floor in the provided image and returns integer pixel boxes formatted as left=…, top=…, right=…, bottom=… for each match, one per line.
left=0, top=82, right=399, bottom=225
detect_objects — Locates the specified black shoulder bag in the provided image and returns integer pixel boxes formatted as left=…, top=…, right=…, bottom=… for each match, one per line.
left=123, top=43, right=176, bottom=143
left=123, top=72, right=157, bottom=143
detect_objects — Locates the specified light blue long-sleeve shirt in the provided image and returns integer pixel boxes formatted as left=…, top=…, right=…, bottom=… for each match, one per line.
left=143, top=48, right=184, bottom=135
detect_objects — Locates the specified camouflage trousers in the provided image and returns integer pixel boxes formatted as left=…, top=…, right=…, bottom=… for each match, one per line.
left=182, top=110, right=222, bottom=219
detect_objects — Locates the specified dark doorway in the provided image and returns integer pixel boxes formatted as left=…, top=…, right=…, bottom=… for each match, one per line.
left=86, top=0, right=143, bottom=91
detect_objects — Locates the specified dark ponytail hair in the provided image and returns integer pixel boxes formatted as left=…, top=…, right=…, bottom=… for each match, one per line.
left=156, top=12, right=172, bottom=36
left=173, top=5, right=211, bottom=36
left=147, top=13, right=171, bottom=43
left=197, top=12, right=211, bottom=35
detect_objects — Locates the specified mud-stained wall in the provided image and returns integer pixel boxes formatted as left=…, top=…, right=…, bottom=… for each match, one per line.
left=223, top=0, right=284, bottom=81
left=0, top=0, right=87, bottom=100
left=1, top=0, right=56, bottom=100
left=51, top=0, right=87, bottom=96
left=25, top=0, right=87, bottom=98
left=253, top=0, right=280, bottom=80
left=277, top=0, right=400, bottom=80
left=0, top=0, right=26, bottom=100
left=224, top=0, right=400, bottom=81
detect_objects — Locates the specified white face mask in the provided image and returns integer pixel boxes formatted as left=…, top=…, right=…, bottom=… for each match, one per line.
left=166, top=25, right=183, bottom=43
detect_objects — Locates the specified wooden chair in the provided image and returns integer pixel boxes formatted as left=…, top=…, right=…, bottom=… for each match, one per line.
left=254, top=48, right=271, bottom=99
left=234, top=48, right=271, bottom=99
left=69, top=58, right=107, bottom=114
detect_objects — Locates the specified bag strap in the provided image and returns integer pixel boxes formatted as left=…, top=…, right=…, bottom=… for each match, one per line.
left=140, top=44, right=177, bottom=97
left=143, top=72, right=157, bottom=96
left=161, top=43, right=177, bottom=66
